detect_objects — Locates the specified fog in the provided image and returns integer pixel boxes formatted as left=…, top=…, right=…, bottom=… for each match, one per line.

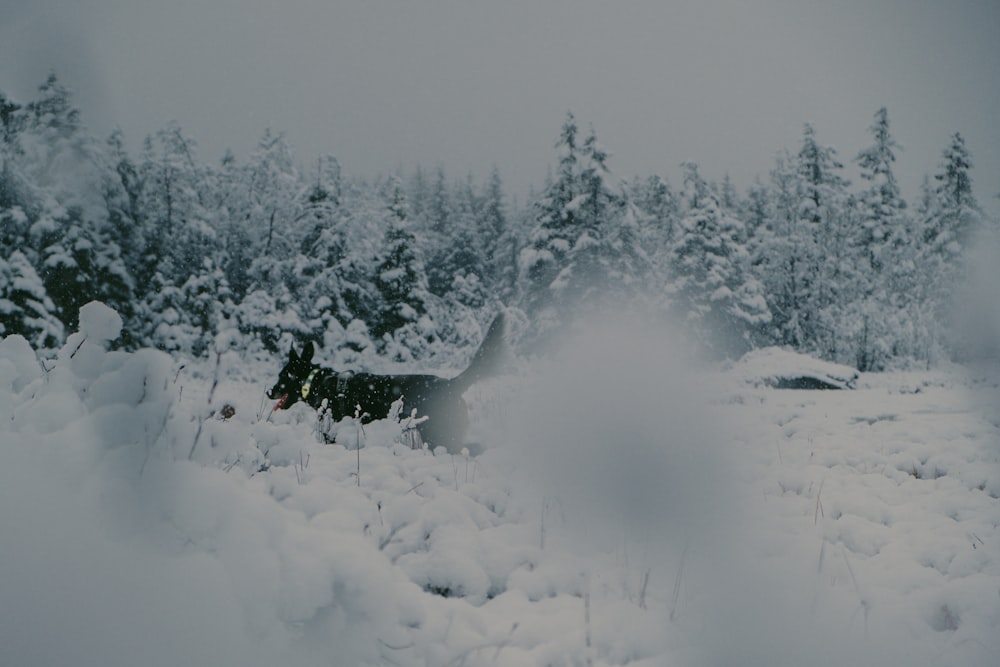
left=2, top=0, right=997, bottom=211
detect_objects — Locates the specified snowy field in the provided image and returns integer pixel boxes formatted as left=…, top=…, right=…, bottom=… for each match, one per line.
left=1, top=303, right=998, bottom=666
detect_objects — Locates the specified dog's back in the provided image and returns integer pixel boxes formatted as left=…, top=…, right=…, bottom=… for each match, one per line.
left=269, top=313, right=507, bottom=453
left=379, top=313, right=506, bottom=451
left=453, top=312, right=506, bottom=391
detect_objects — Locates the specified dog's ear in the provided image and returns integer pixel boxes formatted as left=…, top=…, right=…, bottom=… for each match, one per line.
left=301, top=341, right=315, bottom=364
left=288, top=344, right=299, bottom=362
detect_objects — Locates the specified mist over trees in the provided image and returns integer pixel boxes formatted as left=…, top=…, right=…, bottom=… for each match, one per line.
left=1, top=75, right=992, bottom=369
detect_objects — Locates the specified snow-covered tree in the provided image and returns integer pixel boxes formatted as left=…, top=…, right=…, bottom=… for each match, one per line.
left=233, top=129, right=302, bottom=296
left=135, top=123, right=218, bottom=289
left=605, top=192, right=652, bottom=300
left=797, top=123, right=850, bottom=227
left=102, top=128, right=145, bottom=294
left=520, top=112, right=582, bottom=324
left=0, top=249, right=64, bottom=347
left=293, top=155, right=354, bottom=344
left=855, top=107, right=908, bottom=274
left=234, top=286, right=310, bottom=355
left=480, top=166, right=513, bottom=299
left=0, top=76, right=135, bottom=336
left=924, top=132, right=979, bottom=261
left=427, top=164, right=452, bottom=236
left=371, top=178, right=435, bottom=348
left=520, top=114, right=634, bottom=337
left=631, top=173, right=678, bottom=248
left=0, top=90, right=29, bottom=218
left=769, top=125, right=851, bottom=355
left=35, top=205, right=132, bottom=332
left=567, top=126, right=620, bottom=298
left=754, top=151, right=808, bottom=347
left=915, top=132, right=984, bottom=361
left=426, top=169, right=487, bottom=303
left=141, top=260, right=233, bottom=358
left=666, top=163, right=770, bottom=357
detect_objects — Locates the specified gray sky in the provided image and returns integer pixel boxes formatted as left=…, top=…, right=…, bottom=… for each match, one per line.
left=2, top=0, right=998, bottom=213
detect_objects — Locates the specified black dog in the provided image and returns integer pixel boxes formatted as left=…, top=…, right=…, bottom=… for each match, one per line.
left=267, top=314, right=505, bottom=453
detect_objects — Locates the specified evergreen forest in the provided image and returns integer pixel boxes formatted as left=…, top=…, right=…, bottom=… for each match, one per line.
left=1, top=74, right=992, bottom=370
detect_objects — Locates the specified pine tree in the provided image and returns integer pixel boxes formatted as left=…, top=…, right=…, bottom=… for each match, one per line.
left=855, top=107, right=907, bottom=274
left=797, top=123, right=849, bottom=227
left=371, top=178, right=434, bottom=345
left=521, top=115, right=628, bottom=321
left=916, top=132, right=983, bottom=360
left=5, top=75, right=135, bottom=336
left=838, top=108, right=929, bottom=369
left=627, top=174, right=678, bottom=298
left=103, top=129, right=144, bottom=275
left=606, top=192, right=652, bottom=299
left=753, top=150, right=809, bottom=350
left=925, top=132, right=979, bottom=259
left=480, top=166, right=511, bottom=297
left=667, top=163, right=770, bottom=357
left=35, top=205, right=132, bottom=332
left=0, top=90, right=28, bottom=215
left=520, top=112, right=582, bottom=326
left=0, top=249, right=64, bottom=347
left=295, top=155, right=352, bottom=343
left=427, top=164, right=452, bottom=236
left=425, top=168, right=483, bottom=300
left=215, top=151, right=254, bottom=301
left=791, top=125, right=850, bottom=355
left=238, top=128, right=301, bottom=287
left=136, top=123, right=218, bottom=287
left=633, top=173, right=678, bottom=247
left=437, top=175, right=488, bottom=307
left=742, top=179, right=772, bottom=259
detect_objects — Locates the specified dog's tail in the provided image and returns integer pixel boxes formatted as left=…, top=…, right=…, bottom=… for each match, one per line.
left=453, top=312, right=506, bottom=391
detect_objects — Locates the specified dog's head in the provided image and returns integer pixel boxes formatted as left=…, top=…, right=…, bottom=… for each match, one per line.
left=267, top=341, right=316, bottom=410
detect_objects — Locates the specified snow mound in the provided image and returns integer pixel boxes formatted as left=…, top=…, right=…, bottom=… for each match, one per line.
left=728, top=346, right=860, bottom=389
left=0, top=334, right=43, bottom=394
left=78, top=300, right=123, bottom=343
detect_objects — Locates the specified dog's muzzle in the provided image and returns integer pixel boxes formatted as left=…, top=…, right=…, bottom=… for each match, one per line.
left=267, top=385, right=289, bottom=410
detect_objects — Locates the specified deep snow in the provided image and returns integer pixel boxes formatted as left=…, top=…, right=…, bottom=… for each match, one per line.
left=1, top=303, right=998, bottom=666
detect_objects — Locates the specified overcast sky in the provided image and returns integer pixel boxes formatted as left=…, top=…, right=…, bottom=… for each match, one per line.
left=2, top=0, right=997, bottom=213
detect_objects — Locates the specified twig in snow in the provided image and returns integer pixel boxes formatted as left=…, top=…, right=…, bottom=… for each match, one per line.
left=583, top=576, right=593, bottom=667
left=350, top=404, right=368, bottom=487
left=814, top=478, right=825, bottom=524
left=256, top=391, right=268, bottom=423
left=670, top=542, right=689, bottom=622
left=295, top=450, right=309, bottom=485
left=223, top=454, right=242, bottom=473
left=492, top=623, right=518, bottom=661
left=68, top=335, right=88, bottom=359
left=188, top=352, right=222, bottom=461
left=638, top=568, right=651, bottom=611
left=841, top=546, right=870, bottom=638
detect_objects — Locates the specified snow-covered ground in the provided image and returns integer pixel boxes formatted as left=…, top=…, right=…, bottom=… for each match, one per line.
left=1, top=303, right=998, bottom=666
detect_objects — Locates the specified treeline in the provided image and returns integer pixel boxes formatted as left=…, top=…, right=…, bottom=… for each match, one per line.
left=0, top=74, right=990, bottom=369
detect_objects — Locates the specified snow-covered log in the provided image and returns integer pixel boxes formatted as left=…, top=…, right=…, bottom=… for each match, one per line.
left=728, top=346, right=859, bottom=389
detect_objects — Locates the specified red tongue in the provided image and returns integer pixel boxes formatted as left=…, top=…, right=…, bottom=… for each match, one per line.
left=273, top=394, right=288, bottom=411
